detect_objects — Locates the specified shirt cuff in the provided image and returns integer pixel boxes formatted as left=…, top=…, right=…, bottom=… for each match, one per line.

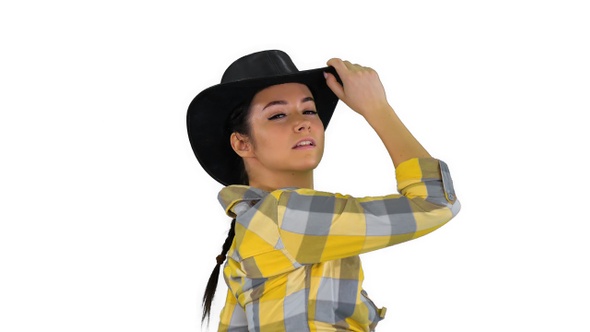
left=395, top=157, right=457, bottom=204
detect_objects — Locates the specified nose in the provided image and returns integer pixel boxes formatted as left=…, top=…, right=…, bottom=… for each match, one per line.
left=291, top=111, right=312, bottom=132
left=294, top=119, right=311, bottom=132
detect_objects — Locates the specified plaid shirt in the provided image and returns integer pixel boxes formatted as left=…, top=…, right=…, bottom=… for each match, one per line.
left=217, top=158, right=460, bottom=331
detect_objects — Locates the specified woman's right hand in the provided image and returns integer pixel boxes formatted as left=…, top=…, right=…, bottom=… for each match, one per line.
left=324, top=58, right=391, bottom=119
left=325, top=57, right=431, bottom=167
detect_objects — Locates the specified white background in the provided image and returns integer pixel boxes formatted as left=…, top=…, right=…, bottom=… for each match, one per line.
left=1, top=0, right=589, bottom=331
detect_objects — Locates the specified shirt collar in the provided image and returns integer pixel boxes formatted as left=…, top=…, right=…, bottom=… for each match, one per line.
left=218, top=185, right=270, bottom=218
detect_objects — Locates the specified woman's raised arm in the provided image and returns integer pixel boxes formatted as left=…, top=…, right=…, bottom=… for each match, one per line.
left=324, top=58, right=431, bottom=167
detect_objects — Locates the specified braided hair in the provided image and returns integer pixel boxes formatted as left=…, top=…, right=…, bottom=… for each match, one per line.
left=201, top=218, right=236, bottom=323
left=201, top=101, right=252, bottom=324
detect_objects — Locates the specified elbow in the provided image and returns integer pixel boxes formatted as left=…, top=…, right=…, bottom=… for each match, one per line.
left=410, top=197, right=460, bottom=239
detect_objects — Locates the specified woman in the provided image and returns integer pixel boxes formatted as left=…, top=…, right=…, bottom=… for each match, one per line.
left=187, top=50, right=460, bottom=331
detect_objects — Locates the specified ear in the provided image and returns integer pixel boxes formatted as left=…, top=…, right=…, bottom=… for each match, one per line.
left=230, top=132, right=254, bottom=158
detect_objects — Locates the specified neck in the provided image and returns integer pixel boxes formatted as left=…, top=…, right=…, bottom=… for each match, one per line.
left=247, top=170, right=314, bottom=192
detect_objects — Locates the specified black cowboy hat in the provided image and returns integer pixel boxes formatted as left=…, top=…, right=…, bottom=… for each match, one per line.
left=187, top=50, right=340, bottom=186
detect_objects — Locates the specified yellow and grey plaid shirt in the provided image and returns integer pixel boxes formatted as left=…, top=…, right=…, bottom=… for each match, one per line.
left=217, top=158, right=460, bottom=331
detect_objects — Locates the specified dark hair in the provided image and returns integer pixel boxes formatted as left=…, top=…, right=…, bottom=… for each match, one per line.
left=227, top=100, right=254, bottom=185
left=201, top=219, right=236, bottom=324
left=201, top=101, right=253, bottom=324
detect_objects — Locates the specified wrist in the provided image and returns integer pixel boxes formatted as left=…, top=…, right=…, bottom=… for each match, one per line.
left=362, top=104, right=396, bottom=124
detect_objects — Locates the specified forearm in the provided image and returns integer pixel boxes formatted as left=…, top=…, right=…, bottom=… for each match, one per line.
left=364, top=104, right=430, bottom=168
left=323, top=58, right=431, bottom=167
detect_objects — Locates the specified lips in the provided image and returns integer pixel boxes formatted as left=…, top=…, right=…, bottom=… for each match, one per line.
left=293, top=138, right=316, bottom=149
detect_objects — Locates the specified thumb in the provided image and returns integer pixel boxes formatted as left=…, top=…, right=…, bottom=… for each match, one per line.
left=324, top=71, right=344, bottom=99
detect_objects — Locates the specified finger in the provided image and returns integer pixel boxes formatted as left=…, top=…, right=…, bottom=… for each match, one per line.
left=323, top=71, right=344, bottom=99
left=327, top=58, right=347, bottom=71
left=326, top=57, right=350, bottom=84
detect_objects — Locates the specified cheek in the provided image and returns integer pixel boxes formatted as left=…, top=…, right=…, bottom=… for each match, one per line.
left=250, top=126, right=284, bottom=153
left=313, top=118, right=325, bottom=135
left=315, top=120, right=326, bottom=143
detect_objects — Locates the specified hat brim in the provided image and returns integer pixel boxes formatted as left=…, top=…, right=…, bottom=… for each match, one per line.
left=187, top=66, right=340, bottom=186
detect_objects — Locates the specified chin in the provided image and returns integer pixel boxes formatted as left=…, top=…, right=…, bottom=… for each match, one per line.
left=296, top=158, right=322, bottom=171
left=300, top=151, right=323, bottom=169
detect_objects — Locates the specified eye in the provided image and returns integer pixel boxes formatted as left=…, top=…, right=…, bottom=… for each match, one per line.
left=268, top=113, right=285, bottom=120
left=303, top=110, right=318, bottom=115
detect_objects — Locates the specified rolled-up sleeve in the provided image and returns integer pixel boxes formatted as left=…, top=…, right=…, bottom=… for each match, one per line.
left=275, top=158, right=461, bottom=264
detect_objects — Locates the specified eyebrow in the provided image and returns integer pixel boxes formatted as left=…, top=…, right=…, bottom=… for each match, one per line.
left=262, top=96, right=315, bottom=111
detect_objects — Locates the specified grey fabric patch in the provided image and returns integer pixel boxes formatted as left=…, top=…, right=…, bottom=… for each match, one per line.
left=284, top=289, right=307, bottom=317
left=228, top=304, right=248, bottom=330
left=282, top=312, right=310, bottom=331
left=229, top=248, right=242, bottom=262
left=308, top=195, right=336, bottom=213
left=315, top=299, right=336, bottom=323
left=451, top=199, right=462, bottom=216
left=246, top=302, right=260, bottom=332
left=303, top=195, right=335, bottom=236
left=315, top=299, right=357, bottom=323
left=286, top=191, right=313, bottom=211
left=243, top=187, right=268, bottom=201
left=232, top=201, right=252, bottom=216
left=282, top=192, right=334, bottom=235
left=424, top=180, right=448, bottom=206
left=439, top=160, right=457, bottom=202
left=315, top=278, right=358, bottom=322
left=360, top=290, right=381, bottom=325
left=236, top=203, right=257, bottom=228
left=242, top=277, right=267, bottom=294
left=274, top=237, right=285, bottom=250
left=362, top=198, right=416, bottom=236
left=281, top=208, right=310, bottom=233
left=303, top=213, right=332, bottom=236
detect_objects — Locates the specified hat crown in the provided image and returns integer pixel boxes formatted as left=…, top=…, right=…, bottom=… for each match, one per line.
left=221, top=50, right=299, bottom=84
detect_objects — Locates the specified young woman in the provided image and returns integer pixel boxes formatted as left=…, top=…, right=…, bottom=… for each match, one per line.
left=187, top=50, right=460, bottom=331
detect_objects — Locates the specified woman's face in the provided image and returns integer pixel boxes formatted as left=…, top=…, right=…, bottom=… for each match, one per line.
left=243, top=82, right=325, bottom=177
